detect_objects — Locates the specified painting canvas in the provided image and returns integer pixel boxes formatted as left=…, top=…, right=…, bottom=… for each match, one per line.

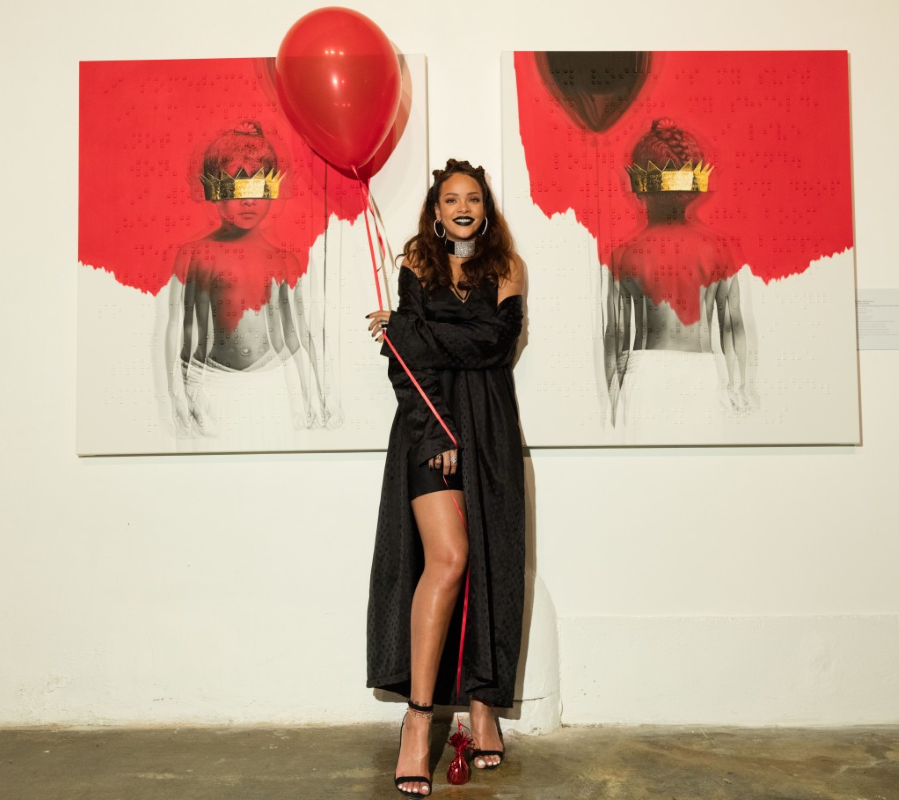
left=502, top=51, right=860, bottom=446
left=77, top=55, right=427, bottom=455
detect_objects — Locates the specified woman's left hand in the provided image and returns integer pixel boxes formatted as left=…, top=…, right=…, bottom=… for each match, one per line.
left=429, top=449, right=459, bottom=476
left=366, top=310, right=392, bottom=343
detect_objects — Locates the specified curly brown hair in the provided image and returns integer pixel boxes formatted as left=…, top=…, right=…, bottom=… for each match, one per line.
left=401, top=159, right=515, bottom=294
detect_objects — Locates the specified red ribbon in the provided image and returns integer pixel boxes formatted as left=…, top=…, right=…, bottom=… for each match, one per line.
left=355, top=170, right=472, bottom=701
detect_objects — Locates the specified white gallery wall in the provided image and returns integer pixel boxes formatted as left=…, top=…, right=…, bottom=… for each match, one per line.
left=1, top=0, right=897, bottom=727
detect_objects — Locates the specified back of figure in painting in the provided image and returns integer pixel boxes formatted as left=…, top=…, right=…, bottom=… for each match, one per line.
left=605, top=118, right=758, bottom=433
left=162, top=120, right=338, bottom=444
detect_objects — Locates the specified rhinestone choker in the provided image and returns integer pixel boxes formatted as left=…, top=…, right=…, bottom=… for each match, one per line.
left=445, top=238, right=476, bottom=258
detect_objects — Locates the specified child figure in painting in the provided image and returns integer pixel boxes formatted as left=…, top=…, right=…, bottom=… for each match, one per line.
left=604, top=118, right=756, bottom=435
left=164, top=120, right=337, bottom=442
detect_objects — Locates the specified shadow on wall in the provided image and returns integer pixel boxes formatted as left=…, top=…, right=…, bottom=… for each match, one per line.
left=509, top=455, right=561, bottom=734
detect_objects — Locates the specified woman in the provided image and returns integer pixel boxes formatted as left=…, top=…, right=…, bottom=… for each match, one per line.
left=366, top=159, right=526, bottom=796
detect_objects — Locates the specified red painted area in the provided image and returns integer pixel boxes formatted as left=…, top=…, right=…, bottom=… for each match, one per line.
left=79, top=58, right=367, bottom=314
left=172, top=235, right=299, bottom=330
left=615, top=221, right=736, bottom=325
left=514, top=51, right=853, bottom=323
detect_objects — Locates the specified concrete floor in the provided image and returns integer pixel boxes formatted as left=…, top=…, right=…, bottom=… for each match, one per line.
left=1, top=722, right=897, bottom=800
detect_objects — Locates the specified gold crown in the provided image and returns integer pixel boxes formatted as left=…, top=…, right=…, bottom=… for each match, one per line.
left=626, top=160, right=713, bottom=193
left=200, top=168, right=285, bottom=201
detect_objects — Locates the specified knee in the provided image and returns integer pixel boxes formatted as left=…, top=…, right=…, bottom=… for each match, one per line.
left=427, top=544, right=469, bottom=586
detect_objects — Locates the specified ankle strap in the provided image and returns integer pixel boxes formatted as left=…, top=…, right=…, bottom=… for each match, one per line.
left=408, top=699, right=434, bottom=715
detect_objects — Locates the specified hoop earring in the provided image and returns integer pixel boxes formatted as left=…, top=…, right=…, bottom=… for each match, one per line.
left=479, top=218, right=489, bottom=237
left=433, top=219, right=446, bottom=239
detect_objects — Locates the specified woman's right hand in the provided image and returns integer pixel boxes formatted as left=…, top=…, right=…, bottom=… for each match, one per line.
left=429, top=449, right=459, bottom=476
left=366, top=310, right=392, bottom=343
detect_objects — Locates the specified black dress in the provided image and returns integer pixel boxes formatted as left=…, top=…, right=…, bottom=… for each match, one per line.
left=366, top=266, right=525, bottom=708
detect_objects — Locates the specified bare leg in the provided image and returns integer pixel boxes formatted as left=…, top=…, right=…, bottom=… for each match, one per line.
left=395, top=489, right=468, bottom=796
left=470, top=698, right=504, bottom=768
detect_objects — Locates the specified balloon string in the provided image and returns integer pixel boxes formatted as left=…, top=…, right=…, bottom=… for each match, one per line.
left=365, top=182, right=401, bottom=316
left=367, top=189, right=387, bottom=265
left=355, top=169, right=470, bottom=702
left=384, top=330, right=458, bottom=447
left=357, top=174, right=385, bottom=312
left=322, top=161, right=329, bottom=393
left=365, top=185, right=388, bottom=287
left=368, top=190, right=396, bottom=268
left=356, top=173, right=456, bottom=445
left=455, top=560, right=471, bottom=698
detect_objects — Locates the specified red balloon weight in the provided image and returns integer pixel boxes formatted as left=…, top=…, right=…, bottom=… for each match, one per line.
left=276, top=7, right=401, bottom=171
left=447, top=754, right=470, bottom=786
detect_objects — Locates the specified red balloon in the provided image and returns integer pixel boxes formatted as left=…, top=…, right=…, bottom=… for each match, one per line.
left=355, top=50, right=413, bottom=182
left=276, top=7, right=401, bottom=171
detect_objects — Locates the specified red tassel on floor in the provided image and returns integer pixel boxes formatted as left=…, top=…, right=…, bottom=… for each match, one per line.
left=446, top=717, right=474, bottom=785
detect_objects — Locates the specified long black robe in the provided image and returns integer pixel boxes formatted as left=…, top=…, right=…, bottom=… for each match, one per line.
left=367, top=266, right=525, bottom=708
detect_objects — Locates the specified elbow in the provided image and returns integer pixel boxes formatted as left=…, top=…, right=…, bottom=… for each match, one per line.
left=284, top=336, right=301, bottom=355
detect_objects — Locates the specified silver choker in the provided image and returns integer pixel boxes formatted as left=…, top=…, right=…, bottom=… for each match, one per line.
left=445, top=238, right=476, bottom=258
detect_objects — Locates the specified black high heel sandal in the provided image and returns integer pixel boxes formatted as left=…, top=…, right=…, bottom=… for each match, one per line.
left=394, top=699, right=434, bottom=797
left=471, top=708, right=505, bottom=770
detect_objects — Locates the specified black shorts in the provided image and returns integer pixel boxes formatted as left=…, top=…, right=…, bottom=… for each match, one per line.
left=408, top=449, right=463, bottom=500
